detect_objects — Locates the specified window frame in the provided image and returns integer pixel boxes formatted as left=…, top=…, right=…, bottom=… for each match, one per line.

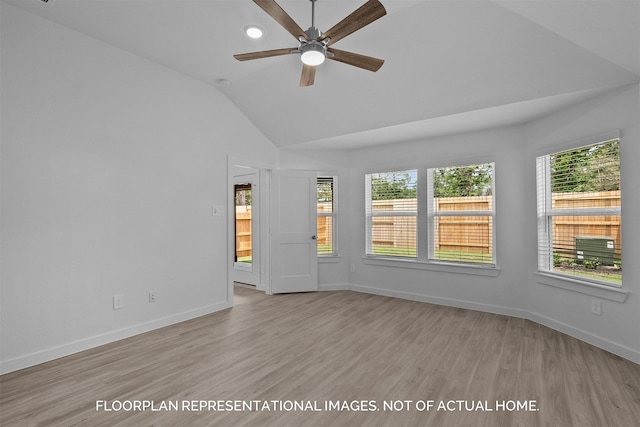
left=365, top=170, right=419, bottom=259
left=427, top=162, right=496, bottom=267
left=535, top=136, right=622, bottom=288
left=363, top=163, right=500, bottom=276
left=317, top=176, right=338, bottom=257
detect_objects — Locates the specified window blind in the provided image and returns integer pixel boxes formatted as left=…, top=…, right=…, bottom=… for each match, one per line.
left=366, top=170, right=417, bottom=258
left=427, top=163, right=495, bottom=265
left=536, top=139, right=621, bottom=285
left=317, top=177, right=336, bottom=255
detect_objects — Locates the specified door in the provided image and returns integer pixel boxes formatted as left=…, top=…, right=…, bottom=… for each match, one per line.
left=270, top=170, right=318, bottom=294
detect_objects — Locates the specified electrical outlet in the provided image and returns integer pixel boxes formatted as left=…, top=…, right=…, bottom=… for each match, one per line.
left=149, top=291, right=157, bottom=303
left=113, top=294, right=124, bottom=310
left=591, top=298, right=602, bottom=316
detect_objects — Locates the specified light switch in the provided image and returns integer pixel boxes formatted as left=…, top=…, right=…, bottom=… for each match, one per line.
left=212, top=205, right=225, bottom=216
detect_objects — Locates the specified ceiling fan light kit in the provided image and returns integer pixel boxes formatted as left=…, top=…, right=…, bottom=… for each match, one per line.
left=234, top=0, right=386, bottom=86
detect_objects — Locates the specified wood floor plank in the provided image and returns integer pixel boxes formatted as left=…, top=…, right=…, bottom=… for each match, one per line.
left=1, top=287, right=639, bottom=426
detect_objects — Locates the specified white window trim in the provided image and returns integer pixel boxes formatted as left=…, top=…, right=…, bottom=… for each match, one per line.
left=363, top=256, right=501, bottom=276
left=534, top=272, right=628, bottom=302
left=365, top=170, right=418, bottom=259
left=535, top=132, right=622, bottom=290
left=427, top=162, right=496, bottom=267
left=318, top=175, right=339, bottom=258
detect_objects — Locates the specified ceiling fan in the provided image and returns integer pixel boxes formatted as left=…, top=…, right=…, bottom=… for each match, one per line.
left=234, top=0, right=386, bottom=87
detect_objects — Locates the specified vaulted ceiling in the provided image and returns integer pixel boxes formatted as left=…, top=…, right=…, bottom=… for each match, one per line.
left=7, top=0, right=639, bottom=150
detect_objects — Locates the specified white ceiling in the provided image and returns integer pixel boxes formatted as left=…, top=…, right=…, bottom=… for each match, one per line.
left=7, top=0, right=639, bottom=150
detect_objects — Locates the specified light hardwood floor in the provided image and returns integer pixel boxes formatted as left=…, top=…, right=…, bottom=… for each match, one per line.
left=1, top=286, right=639, bottom=426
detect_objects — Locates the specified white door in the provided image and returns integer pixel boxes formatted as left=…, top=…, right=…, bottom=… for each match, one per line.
left=270, top=171, right=318, bottom=294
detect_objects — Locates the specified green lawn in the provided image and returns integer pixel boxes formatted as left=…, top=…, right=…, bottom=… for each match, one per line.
left=553, top=267, right=622, bottom=284
left=371, top=247, right=493, bottom=264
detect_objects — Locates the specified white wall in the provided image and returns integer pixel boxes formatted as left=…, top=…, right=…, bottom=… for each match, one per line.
left=345, top=126, right=530, bottom=316
left=0, top=4, right=277, bottom=374
left=524, top=85, right=640, bottom=362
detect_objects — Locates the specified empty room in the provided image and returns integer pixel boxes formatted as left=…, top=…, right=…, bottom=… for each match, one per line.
left=1, top=0, right=639, bottom=426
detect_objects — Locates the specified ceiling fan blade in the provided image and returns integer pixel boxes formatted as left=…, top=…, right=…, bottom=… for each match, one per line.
left=253, top=0, right=310, bottom=41
left=328, top=48, right=384, bottom=72
left=321, top=0, right=386, bottom=46
left=299, top=64, right=316, bottom=87
left=234, top=48, right=294, bottom=61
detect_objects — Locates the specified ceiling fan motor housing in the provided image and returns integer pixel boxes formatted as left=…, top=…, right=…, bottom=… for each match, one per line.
left=299, top=27, right=331, bottom=65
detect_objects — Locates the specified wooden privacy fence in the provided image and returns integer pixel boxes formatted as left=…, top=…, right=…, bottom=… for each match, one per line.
left=317, top=202, right=332, bottom=247
left=370, top=191, right=620, bottom=258
left=235, top=206, right=252, bottom=259
left=236, top=191, right=620, bottom=259
left=433, top=196, right=492, bottom=255
left=371, top=199, right=417, bottom=251
left=370, top=197, right=492, bottom=255
left=235, top=204, right=333, bottom=259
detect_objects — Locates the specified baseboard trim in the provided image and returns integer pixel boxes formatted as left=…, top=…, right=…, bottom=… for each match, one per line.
left=527, top=312, right=640, bottom=365
left=348, top=283, right=639, bottom=365
left=319, top=283, right=350, bottom=291
left=4, top=287, right=638, bottom=374
left=349, top=283, right=528, bottom=318
left=0, top=301, right=231, bottom=375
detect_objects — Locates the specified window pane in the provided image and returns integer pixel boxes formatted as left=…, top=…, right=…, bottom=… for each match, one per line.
left=317, top=215, right=333, bottom=255
left=371, top=215, right=416, bottom=257
left=432, top=164, right=493, bottom=198
left=552, top=215, right=621, bottom=283
left=317, top=178, right=333, bottom=208
left=234, top=184, right=252, bottom=263
left=433, top=215, right=493, bottom=264
left=551, top=140, right=620, bottom=196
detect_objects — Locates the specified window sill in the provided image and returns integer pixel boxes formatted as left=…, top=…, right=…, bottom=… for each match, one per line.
left=362, top=256, right=501, bottom=277
left=319, top=254, right=342, bottom=264
left=533, top=272, right=628, bottom=302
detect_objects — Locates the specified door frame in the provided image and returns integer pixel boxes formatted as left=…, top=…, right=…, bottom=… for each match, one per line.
left=232, top=173, right=259, bottom=286
left=227, top=156, right=273, bottom=305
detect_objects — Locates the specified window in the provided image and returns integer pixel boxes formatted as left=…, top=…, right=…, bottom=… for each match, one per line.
left=427, top=163, right=495, bottom=265
left=536, top=139, right=621, bottom=286
left=234, top=183, right=252, bottom=265
left=365, top=170, right=418, bottom=258
left=317, top=177, right=337, bottom=255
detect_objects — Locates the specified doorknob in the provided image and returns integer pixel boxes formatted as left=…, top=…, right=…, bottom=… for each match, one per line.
left=312, top=235, right=317, bottom=240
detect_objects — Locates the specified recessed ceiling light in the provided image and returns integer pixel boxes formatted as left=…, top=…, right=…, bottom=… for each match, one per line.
left=244, top=25, right=263, bottom=39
